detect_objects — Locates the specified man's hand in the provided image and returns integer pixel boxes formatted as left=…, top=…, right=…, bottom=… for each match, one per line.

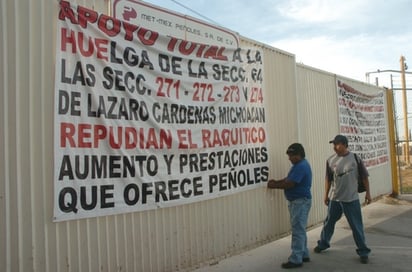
left=267, top=179, right=277, bottom=189
left=365, top=192, right=372, bottom=205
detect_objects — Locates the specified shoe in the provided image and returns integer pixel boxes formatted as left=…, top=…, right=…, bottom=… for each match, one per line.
left=360, top=256, right=368, bottom=264
left=314, top=246, right=325, bottom=253
left=281, top=261, right=303, bottom=269
left=303, top=257, right=310, bottom=262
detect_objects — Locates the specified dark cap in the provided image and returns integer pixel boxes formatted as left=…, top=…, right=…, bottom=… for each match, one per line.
left=329, top=134, right=348, bottom=146
left=286, top=143, right=305, bottom=158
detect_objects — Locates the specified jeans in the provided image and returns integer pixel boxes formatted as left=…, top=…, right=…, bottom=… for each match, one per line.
left=317, top=200, right=371, bottom=256
left=288, top=197, right=312, bottom=264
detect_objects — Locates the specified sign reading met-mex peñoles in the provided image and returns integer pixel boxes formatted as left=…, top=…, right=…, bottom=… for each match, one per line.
left=53, top=1, right=268, bottom=221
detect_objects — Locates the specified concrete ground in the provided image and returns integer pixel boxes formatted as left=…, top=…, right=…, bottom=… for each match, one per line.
left=192, top=195, right=412, bottom=272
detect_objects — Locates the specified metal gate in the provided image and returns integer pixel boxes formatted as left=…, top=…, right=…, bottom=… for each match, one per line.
left=376, top=56, right=412, bottom=194
left=370, top=57, right=412, bottom=194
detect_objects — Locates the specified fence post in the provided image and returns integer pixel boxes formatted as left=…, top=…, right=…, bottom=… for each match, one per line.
left=386, top=88, right=399, bottom=196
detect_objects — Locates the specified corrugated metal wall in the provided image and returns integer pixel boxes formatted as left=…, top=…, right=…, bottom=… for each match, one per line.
left=294, top=65, right=341, bottom=225
left=295, top=65, right=392, bottom=226
left=0, top=1, right=392, bottom=272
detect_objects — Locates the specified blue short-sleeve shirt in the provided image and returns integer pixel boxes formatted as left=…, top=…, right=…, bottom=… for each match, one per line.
left=284, top=159, right=312, bottom=201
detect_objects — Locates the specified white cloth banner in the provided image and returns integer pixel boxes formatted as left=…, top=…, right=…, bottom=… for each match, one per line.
left=337, top=80, right=389, bottom=168
left=53, top=1, right=268, bottom=221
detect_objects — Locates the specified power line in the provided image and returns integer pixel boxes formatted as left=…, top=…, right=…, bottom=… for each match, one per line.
left=169, top=0, right=222, bottom=27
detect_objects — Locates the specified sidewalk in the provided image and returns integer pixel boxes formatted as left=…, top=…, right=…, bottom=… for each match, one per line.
left=192, top=195, right=412, bottom=272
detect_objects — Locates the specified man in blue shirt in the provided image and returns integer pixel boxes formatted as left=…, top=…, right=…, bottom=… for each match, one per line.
left=268, top=143, right=312, bottom=269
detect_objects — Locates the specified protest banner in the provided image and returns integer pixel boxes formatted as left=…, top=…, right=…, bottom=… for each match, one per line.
left=54, top=1, right=268, bottom=221
left=337, top=80, right=388, bottom=167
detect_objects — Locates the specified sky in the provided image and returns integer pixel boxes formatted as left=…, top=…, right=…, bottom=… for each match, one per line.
left=138, top=0, right=412, bottom=88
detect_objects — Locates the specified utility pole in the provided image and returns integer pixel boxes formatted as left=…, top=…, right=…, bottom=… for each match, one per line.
left=401, top=55, right=410, bottom=164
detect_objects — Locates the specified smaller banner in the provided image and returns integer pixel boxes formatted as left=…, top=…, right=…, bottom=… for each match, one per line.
left=337, top=80, right=389, bottom=167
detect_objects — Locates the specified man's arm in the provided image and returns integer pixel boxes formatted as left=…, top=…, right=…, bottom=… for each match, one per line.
left=323, top=160, right=333, bottom=205
left=358, top=157, right=372, bottom=205
left=324, top=178, right=331, bottom=205
left=267, top=178, right=295, bottom=189
left=362, top=178, right=372, bottom=204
